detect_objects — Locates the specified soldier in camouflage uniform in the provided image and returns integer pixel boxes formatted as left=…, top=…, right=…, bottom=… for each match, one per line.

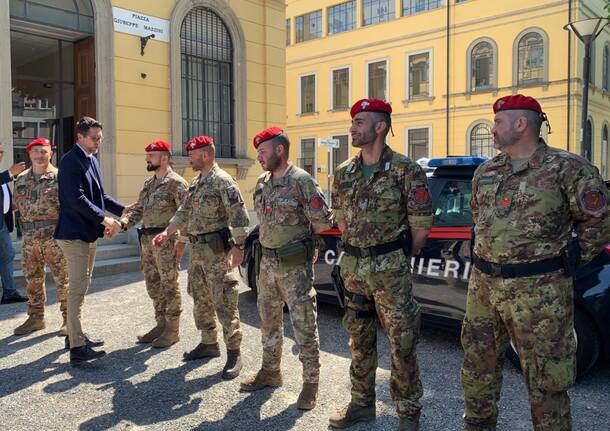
left=329, top=99, right=432, bottom=431
left=239, top=126, right=333, bottom=411
left=13, top=137, right=69, bottom=336
left=153, top=135, right=249, bottom=380
left=120, top=140, right=188, bottom=348
left=462, top=94, right=610, bottom=431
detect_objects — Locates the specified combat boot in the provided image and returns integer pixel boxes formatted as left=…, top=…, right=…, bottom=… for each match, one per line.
left=152, top=319, right=180, bottom=348
left=14, top=315, right=45, bottom=335
left=136, top=320, right=165, bottom=344
left=296, top=382, right=318, bottom=410
left=183, top=342, right=221, bottom=361
left=240, top=369, right=283, bottom=392
left=329, top=402, right=376, bottom=428
left=221, top=349, right=242, bottom=380
left=398, top=413, right=420, bottom=431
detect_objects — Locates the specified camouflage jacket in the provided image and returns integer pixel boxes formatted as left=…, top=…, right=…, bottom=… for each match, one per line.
left=171, top=163, right=250, bottom=243
left=472, top=141, right=610, bottom=264
left=13, top=166, right=60, bottom=223
left=120, top=168, right=188, bottom=230
left=254, top=164, right=332, bottom=249
left=333, top=145, right=433, bottom=248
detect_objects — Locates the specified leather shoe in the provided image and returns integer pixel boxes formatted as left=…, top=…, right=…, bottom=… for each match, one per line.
left=65, top=334, right=104, bottom=350
left=1, top=291, right=28, bottom=304
left=70, top=345, right=106, bottom=366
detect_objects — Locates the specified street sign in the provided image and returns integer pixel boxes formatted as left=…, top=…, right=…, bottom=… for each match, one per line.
left=319, top=138, right=340, bottom=149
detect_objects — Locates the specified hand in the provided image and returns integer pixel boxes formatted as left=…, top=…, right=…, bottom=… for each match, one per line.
left=152, top=230, right=169, bottom=248
left=312, top=248, right=319, bottom=263
left=9, top=162, right=26, bottom=178
left=173, top=241, right=186, bottom=263
left=103, top=218, right=121, bottom=238
left=122, top=202, right=137, bottom=216
left=227, top=246, right=244, bottom=269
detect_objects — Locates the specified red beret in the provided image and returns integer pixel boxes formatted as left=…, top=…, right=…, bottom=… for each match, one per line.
left=145, top=140, right=171, bottom=153
left=26, top=137, right=51, bottom=152
left=253, top=126, right=284, bottom=149
left=493, top=94, right=542, bottom=114
left=350, top=98, right=392, bottom=118
left=185, top=136, right=213, bottom=152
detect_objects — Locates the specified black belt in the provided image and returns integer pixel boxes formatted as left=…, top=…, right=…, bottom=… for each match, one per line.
left=472, top=253, right=565, bottom=278
left=138, top=227, right=166, bottom=236
left=21, top=219, right=56, bottom=231
left=342, top=239, right=403, bottom=258
left=260, top=246, right=281, bottom=258
left=188, top=228, right=228, bottom=244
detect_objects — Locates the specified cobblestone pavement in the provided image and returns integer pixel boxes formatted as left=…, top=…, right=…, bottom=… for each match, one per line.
left=1, top=270, right=608, bottom=430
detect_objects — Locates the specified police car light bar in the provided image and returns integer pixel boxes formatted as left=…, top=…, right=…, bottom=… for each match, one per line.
left=427, top=157, right=487, bottom=167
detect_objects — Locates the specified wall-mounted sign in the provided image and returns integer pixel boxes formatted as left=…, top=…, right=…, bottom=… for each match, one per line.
left=112, top=7, right=170, bottom=42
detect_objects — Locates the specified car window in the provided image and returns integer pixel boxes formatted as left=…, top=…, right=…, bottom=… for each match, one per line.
left=432, top=179, right=473, bottom=227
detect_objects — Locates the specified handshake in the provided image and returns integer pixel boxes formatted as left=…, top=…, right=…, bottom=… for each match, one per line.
left=102, top=217, right=123, bottom=238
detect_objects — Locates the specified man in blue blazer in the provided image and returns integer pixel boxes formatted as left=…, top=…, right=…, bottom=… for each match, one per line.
left=0, top=143, right=26, bottom=304
left=55, top=117, right=124, bottom=366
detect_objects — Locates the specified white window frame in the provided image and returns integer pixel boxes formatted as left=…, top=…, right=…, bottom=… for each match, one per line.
left=405, top=48, right=433, bottom=100
left=404, top=125, right=432, bottom=159
left=602, top=122, right=609, bottom=178
left=330, top=133, right=353, bottom=169
left=513, top=27, right=549, bottom=86
left=329, top=65, right=352, bottom=111
left=298, top=136, right=318, bottom=176
left=466, top=37, right=498, bottom=92
left=365, top=57, right=390, bottom=101
left=298, top=72, right=318, bottom=115
left=466, top=120, right=495, bottom=157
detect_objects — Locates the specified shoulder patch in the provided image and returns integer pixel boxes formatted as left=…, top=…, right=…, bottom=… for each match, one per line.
left=580, top=187, right=607, bottom=213
left=411, top=184, right=431, bottom=205
left=309, top=196, right=325, bottom=211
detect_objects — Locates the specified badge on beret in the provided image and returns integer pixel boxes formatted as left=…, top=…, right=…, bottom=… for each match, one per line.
left=411, top=185, right=430, bottom=205
left=500, top=197, right=511, bottom=206
left=580, top=188, right=607, bottom=213
left=309, top=196, right=325, bottom=211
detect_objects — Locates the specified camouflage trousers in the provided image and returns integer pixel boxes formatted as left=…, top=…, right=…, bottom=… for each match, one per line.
left=140, top=235, right=181, bottom=323
left=461, top=267, right=575, bottom=431
left=187, top=243, right=241, bottom=350
left=22, top=227, right=68, bottom=318
left=340, top=250, right=423, bottom=418
left=257, top=255, right=320, bottom=384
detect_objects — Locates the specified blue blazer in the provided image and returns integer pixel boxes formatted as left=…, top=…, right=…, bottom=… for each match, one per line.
left=55, top=146, right=124, bottom=243
left=0, top=170, right=14, bottom=232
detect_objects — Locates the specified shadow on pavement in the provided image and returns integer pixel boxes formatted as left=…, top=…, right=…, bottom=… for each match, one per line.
left=0, top=331, right=59, bottom=360
left=193, top=389, right=303, bottom=431
left=43, top=344, right=161, bottom=395
left=76, top=361, right=212, bottom=430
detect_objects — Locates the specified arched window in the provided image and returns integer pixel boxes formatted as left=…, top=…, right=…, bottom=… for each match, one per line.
left=517, top=31, right=545, bottom=85
left=469, top=122, right=495, bottom=158
left=603, top=45, right=609, bottom=91
left=470, top=40, right=494, bottom=91
left=180, top=7, right=234, bottom=157
left=602, top=124, right=609, bottom=178
left=9, top=0, right=94, bottom=33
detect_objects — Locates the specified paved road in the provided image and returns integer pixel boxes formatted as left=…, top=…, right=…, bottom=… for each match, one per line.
left=1, top=270, right=608, bottom=430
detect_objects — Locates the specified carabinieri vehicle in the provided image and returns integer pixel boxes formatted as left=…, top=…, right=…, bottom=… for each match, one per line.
left=239, top=156, right=610, bottom=378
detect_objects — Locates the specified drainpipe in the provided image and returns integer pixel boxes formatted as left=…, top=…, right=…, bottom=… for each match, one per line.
left=446, top=0, right=450, bottom=156
left=567, top=0, right=572, bottom=152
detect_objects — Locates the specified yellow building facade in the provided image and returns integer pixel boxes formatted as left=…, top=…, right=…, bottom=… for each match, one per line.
left=1, top=0, right=286, bottom=208
left=286, top=0, right=610, bottom=194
